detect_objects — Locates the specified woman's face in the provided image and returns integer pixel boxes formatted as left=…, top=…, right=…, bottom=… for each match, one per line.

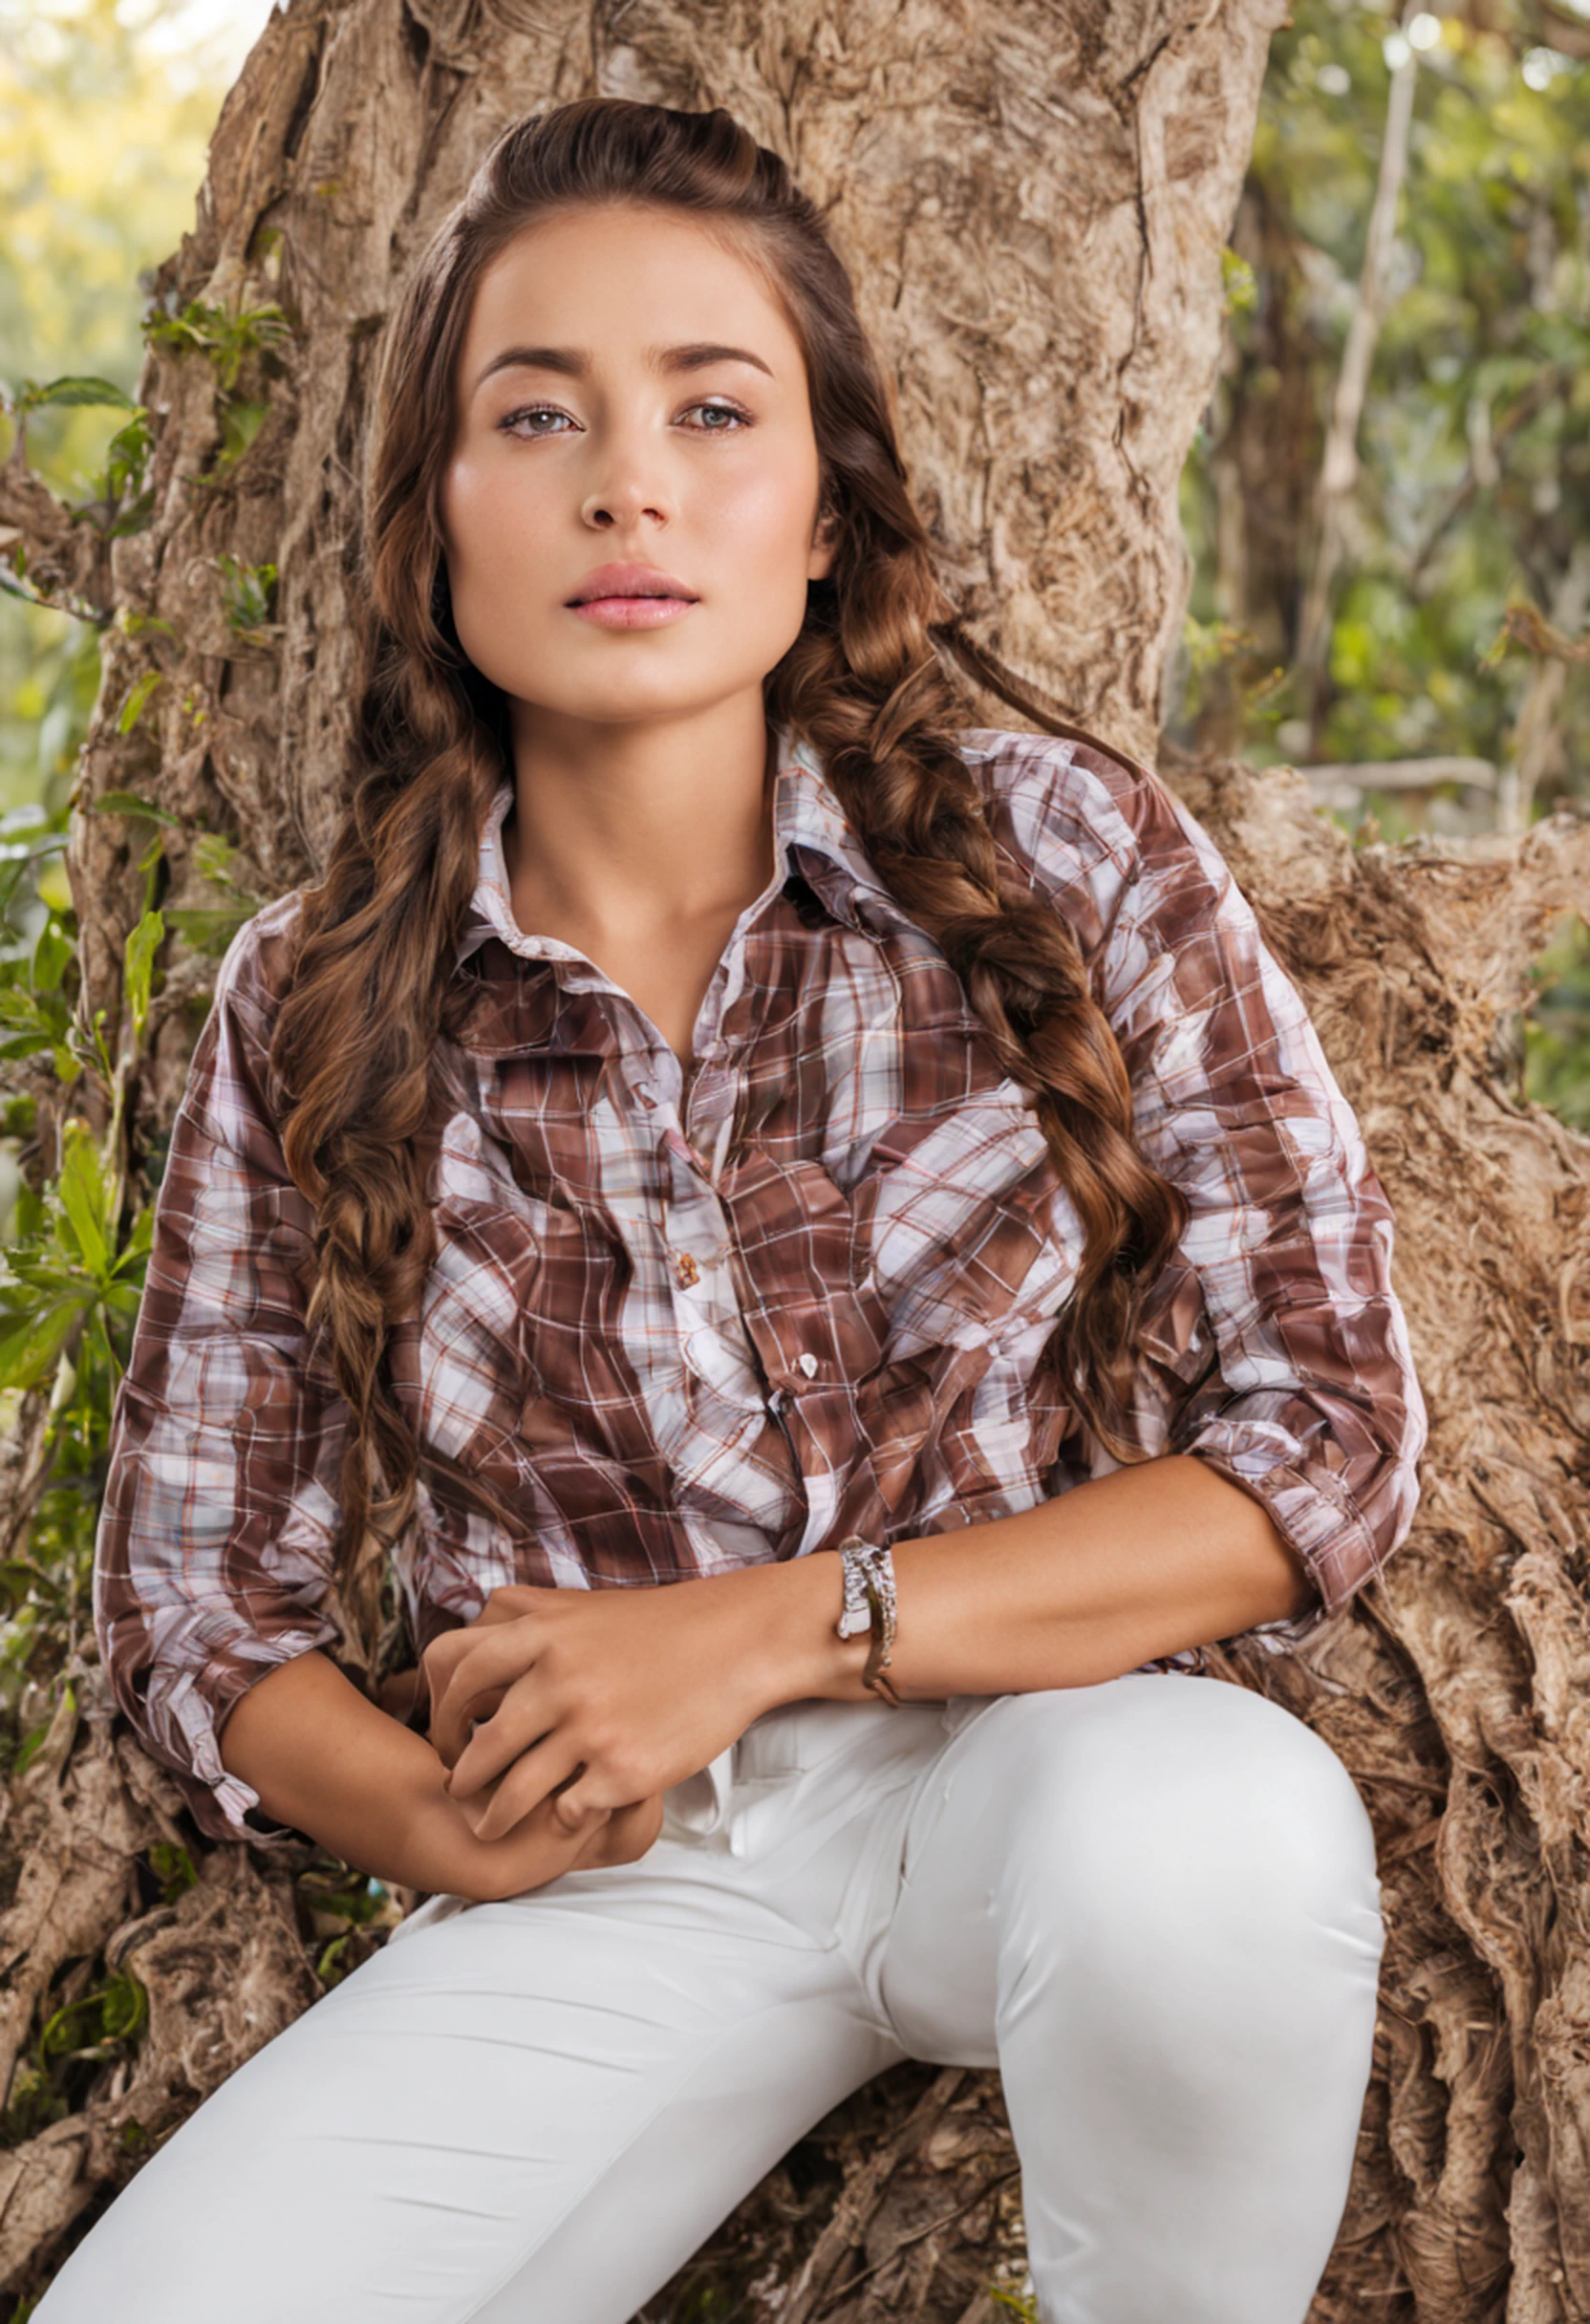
left=439, top=203, right=836, bottom=733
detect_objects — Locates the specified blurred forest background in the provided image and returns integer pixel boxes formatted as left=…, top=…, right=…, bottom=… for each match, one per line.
left=0, top=0, right=1586, bottom=2201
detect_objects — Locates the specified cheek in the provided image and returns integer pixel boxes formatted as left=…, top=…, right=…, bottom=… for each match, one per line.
left=737, top=452, right=817, bottom=537
left=440, top=455, right=552, bottom=672
left=441, top=452, right=542, bottom=579
left=704, top=459, right=822, bottom=593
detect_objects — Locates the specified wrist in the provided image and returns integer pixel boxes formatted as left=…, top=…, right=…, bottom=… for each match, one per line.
left=391, top=1756, right=488, bottom=1895
left=720, top=1551, right=875, bottom=1713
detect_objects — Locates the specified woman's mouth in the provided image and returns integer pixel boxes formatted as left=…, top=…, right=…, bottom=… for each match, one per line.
left=568, top=593, right=698, bottom=630
left=566, top=563, right=700, bottom=630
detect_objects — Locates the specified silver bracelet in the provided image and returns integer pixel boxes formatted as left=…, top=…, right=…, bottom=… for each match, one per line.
left=835, top=1537, right=901, bottom=1707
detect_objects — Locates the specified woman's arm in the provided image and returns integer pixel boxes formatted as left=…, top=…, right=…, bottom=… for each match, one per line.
left=428, top=1452, right=1305, bottom=1839
left=777, top=1452, right=1311, bottom=1700
left=219, top=1646, right=664, bottom=1899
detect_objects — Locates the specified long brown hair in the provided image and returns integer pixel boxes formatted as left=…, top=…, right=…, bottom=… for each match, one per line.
left=269, top=97, right=1190, bottom=1668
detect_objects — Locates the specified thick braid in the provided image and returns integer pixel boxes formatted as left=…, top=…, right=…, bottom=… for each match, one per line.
left=270, top=698, right=513, bottom=1670
left=780, top=618, right=1189, bottom=1463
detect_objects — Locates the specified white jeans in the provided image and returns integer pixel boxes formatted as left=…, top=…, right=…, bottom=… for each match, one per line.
left=36, top=1673, right=1384, bottom=2324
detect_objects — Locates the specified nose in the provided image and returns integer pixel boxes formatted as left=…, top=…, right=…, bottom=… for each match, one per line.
left=580, top=426, right=676, bottom=531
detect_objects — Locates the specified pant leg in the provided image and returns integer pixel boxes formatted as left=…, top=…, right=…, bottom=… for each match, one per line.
left=32, top=1758, right=913, bottom=2324
left=877, top=1674, right=1386, bottom=2324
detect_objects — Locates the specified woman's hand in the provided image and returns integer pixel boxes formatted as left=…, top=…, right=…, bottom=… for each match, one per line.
left=412, top=1775, right=667, bottom=1904
left=422, top=1566, right=824, bottom=1845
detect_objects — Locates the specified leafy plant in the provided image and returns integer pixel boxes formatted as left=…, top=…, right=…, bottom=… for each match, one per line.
left=214, top=552, right=279, bottom=643
left=3, top=1959, right=149, bottom=2146
left=142, top=297, right=290, bottom=393
left=0, top=377, right=154, bottom=553
left=143, top=296, right=290, bottom=475
left=0, top=1120, right=153, bottom=1396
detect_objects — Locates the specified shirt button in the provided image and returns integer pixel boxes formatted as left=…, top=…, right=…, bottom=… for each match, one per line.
left=797, top=1352, right=819, bottom=1378
left=673, top=1252, right=700, bottom=1289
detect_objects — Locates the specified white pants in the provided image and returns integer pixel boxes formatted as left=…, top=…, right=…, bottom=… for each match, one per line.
left=36, top=1673, right=1385, bottom=2324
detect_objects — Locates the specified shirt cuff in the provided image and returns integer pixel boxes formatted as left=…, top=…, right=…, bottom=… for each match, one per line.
left=1181, top=1416, right=1383, bottom=1649
left=141, top=1628, right=341, bottom=1849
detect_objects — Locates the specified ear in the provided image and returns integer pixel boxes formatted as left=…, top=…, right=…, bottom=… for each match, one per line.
left=807, top=502, right=839, bottom=585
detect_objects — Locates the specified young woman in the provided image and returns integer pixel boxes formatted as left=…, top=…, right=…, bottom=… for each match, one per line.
left=51, top=97, right=1424, bottom=2324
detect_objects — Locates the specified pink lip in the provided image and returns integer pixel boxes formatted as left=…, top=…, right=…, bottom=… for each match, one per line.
left=566, top=563, right=699, bottom=632
left=570, top=595, right=698, bottom=630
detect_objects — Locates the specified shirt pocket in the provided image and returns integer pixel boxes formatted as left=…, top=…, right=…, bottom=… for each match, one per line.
left=847, top=1091, right=1083, bottom=1366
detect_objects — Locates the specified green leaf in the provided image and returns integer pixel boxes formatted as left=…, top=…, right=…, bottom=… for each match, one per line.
left=123, top=910, right=164, bottom=1042
left=88, top=790, right=183, bottom=827
left=31, top=924, right=73, bottom=995
left=0, top=1300, right=81, bottom=1395
left=21, top=376, right=137, bottom=414
left=112, top=1209, right=155, bottom=1278
left=218, top=400, right=268, bottom=466
left=191, top=832, right=248, bottom=891
left=163, top=905, right=255, bottom=954
left=55, top=1125, right=111, bottom=1279
left=117, top=672, right=163, bottom=736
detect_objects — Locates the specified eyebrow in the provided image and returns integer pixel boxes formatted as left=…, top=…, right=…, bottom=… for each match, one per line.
left=472, top=341, right=776, bottom=395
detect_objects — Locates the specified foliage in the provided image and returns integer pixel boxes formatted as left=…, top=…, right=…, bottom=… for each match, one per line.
left=987, top=2287, right=1039, bottom=2322
left=0, top=0, right=256, bottom=812
left=1172, top=0, right=1590, bottom=1114
left=1175, top=0, right=1590, bottom=820
left=214, top=550, right=280, bottom=643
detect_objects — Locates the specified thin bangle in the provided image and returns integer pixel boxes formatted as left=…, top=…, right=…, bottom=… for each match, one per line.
left=835, top=1538, right=901, bottom=1708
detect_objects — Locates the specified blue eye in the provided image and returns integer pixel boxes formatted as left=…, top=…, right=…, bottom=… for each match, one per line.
left=687, top=401, right=751, bottom=431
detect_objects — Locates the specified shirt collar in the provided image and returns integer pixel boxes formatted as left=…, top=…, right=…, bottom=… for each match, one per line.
left=454, top=720, right=903, bottom=971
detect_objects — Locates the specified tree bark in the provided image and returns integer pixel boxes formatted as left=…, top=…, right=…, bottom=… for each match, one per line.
left=4, top=3, right=1588, bottom=2318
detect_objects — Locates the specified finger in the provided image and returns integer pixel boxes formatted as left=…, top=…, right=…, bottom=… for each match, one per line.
left=428, top=1620, right=548, bottom=1766
left=477, top=1584, right=557, bottom=1626
left=445, top=1671, right=561, bottom=1797
left=550, top=1763, right=615, bottom=1832
left=419, top=1629, right=476, bottom=1752
left=455, top=1733, right=585, bottom=1841
left=431, top=1680, right=509, bottom=1772
left=590, top=1795, right=666, bottom=1865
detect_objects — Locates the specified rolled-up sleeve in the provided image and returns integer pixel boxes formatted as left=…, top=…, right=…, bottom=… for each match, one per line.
left=984, top=733, right=1428, bottom=1646
left=93, top=897, right=349, bottom=1846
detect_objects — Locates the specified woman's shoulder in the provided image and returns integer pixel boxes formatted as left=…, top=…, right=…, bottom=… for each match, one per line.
left=181, top=891, right=311, bottom=1145
left=952, top=722, right=1207, bottom=921
left=211, top=887, right=310, bottom=1027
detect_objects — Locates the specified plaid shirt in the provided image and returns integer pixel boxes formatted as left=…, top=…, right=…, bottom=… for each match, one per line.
left=93, top=723, right=1427, bottom=1847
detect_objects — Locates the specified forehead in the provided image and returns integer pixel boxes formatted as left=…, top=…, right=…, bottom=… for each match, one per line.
left=462, top=204, right=800, bottom=361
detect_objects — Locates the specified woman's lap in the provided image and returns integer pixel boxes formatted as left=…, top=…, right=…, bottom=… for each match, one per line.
left=34, top=1675, right=1385, bottom=2324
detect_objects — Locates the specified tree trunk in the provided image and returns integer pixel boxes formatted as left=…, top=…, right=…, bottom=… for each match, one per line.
left=3, top=2, right=1588, bottom=2316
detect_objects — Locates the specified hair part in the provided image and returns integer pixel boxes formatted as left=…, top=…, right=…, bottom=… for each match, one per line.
left=268, top=97, right=1190, bottom=1670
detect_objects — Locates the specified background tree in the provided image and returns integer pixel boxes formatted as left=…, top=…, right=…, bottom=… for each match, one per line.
left=0, top=2, right=1588, bottom=2319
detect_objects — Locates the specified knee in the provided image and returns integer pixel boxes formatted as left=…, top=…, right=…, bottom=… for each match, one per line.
left=989, top=1677, right=1384, bottom=2003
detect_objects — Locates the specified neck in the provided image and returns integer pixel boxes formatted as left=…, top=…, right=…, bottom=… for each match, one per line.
left=501, top=694, right=780, bottom=948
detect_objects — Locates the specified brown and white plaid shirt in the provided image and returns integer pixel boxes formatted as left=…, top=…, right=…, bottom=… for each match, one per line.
left=94, top=723, right=1427, bottom=1847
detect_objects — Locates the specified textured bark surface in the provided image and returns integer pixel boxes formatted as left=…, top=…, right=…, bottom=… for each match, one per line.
left=2, top=1, right=1587, bottom=2316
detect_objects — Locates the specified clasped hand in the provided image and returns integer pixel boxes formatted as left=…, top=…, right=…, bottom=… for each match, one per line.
left=421, top=1575, right=780, bottom=1853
